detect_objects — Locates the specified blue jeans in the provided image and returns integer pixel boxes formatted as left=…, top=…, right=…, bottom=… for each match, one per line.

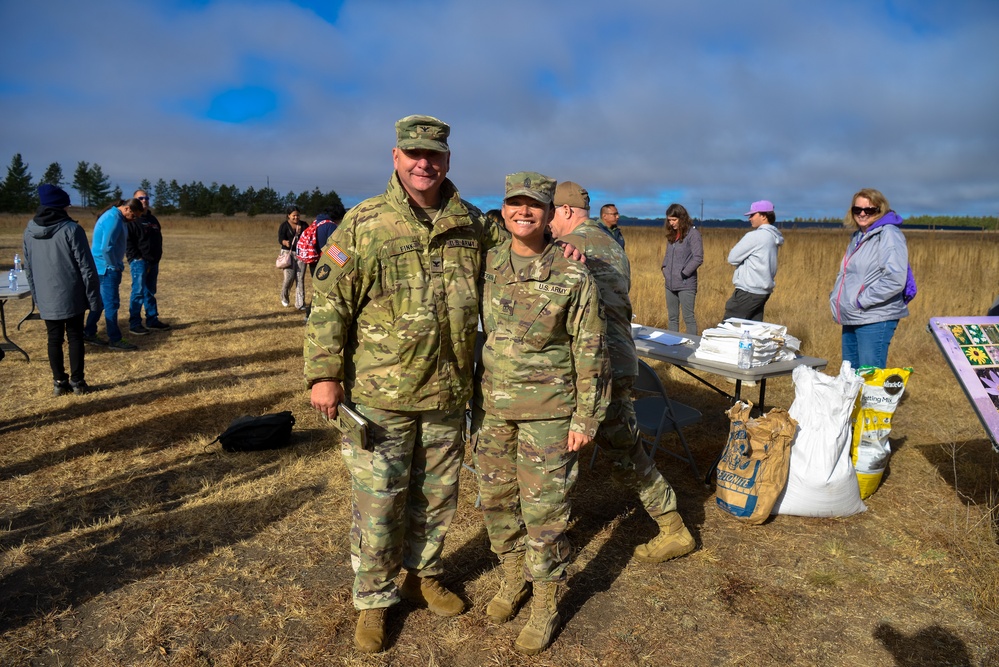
left=85, top=269, right=123, bottom=342
left=842, top=320, right=898, bottom=370
left=129, top=259, right=160, bottom=327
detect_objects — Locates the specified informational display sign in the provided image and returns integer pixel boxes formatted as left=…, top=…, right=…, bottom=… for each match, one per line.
left=928, top=317, right=999, bottom=452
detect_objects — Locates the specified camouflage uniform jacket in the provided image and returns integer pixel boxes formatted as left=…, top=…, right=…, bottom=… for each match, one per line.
left=562, top=219, right=639, bottom=380
left=476, top=240, right=611, bottom=437
left=599, top=220, right=626, bottom=249
left=304, top=173, right=502, bottom=411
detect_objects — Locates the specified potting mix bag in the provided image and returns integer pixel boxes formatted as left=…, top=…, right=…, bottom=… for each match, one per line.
left=771, top=362, right=867, bottom=518
left=850, top=367, right=912, bottom=499
left=716, top=402, right=797, bottom=524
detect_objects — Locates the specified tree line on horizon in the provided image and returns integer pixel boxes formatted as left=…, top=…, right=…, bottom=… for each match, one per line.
left=2, top=153, right=995, bottom=228
left=0, top=153, right=343, bottom=217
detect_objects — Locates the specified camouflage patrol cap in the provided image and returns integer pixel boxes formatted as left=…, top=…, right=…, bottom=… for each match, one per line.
left=554, top=181, right=590, bottom=210
left=395, top=114, right=450, bottom=152
left=504, top=172, right=556, bottom=205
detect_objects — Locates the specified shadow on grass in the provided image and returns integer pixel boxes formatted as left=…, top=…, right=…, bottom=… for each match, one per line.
left=873, top=621, right=972, bottom=667
left=0, top=481, right=322, bottom=635
left=156, top=315, right=307, bottom=337
left=561, top=450, right=713, bottom=627
left=0, top=391, right=299, bottom=479
left=915, top=439, right=999, bottom=505
left=0, top=453, right=285, bottom=550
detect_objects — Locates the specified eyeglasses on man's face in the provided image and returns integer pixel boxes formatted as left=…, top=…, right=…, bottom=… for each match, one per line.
left=137, top=196, right=149, bottom=202
left=852, top=206, right=879, bottom=216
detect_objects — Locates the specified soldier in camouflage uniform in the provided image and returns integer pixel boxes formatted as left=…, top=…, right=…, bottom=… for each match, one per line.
left=304, top=115, right=506, bottom=654
left=472, top=172, right=611, bottom=655
left=550, top=181, right=695, bottom=565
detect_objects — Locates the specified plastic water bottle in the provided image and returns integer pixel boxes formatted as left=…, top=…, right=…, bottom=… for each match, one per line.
left=7, top=269, right=16, bottom=292
left=13, top=253, right=22, bottom=272
left=737, top=329, right=753, bottom=369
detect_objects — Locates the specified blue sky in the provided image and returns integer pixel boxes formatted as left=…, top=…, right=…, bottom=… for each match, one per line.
left=2, top=0, right=997, bottom=219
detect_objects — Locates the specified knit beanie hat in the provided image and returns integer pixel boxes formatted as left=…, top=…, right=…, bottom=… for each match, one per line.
left=38, top=184, right=71, bottom=208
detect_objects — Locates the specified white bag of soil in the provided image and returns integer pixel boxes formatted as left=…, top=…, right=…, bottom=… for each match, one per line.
left=771, top=361, right=867, bottom=517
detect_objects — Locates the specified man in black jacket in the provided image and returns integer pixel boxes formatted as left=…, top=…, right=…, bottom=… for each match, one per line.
left=127, top=189, right=169, bottom=334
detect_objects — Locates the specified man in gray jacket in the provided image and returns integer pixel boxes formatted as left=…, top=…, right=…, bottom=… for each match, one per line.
left=23, top=184, right=102, bottom=394
left=722, top=200, right=784, bottom=322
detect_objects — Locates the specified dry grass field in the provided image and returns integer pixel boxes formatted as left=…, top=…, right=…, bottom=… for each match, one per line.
left=1, top=212, right=997, bottom=666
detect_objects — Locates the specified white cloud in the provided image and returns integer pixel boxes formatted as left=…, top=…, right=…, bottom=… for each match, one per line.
left=2, top=0, right=997, bottom=218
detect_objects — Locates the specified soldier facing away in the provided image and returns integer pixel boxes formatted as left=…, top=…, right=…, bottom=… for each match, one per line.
left=472, top=172, right=611, bottom=655
left=550, top=181, right=696, bottom=564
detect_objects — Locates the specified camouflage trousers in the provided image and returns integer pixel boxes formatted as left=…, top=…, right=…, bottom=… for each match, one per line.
left=594, top=376, right=677, bottom=518
left=472, top=410, right=578, bottom=583
left=341, top=404, right=464, bottom=610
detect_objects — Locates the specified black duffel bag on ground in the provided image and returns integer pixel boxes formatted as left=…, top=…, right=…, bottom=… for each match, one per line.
left=211, top=411, right=296, bottom=452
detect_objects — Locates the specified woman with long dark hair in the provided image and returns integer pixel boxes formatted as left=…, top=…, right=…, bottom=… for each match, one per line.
left=660, top=203, right=703, bottom=333
left=278, top=205, right=307, bottom=309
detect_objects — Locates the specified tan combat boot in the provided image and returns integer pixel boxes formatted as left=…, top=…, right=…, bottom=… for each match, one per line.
left=633, top=511, right=695, bottom=563
left=486, top=555, right=530, bottom=624
left=399, top=572, right=465, bottom=617
left=354, top=608, right=387, bottom=653
left=514, top=580, right=560, bottom=655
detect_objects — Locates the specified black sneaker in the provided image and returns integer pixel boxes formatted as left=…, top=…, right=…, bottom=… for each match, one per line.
left=70, top=380, right=91, bottom=394
left=146, top=320, right=171, bottom=331
left=129, top=325, right=150, bottom=336
left=84, top=334, right=108, bottom=346
left=53, top=380, right=72, bottom=396
left=108, top=339, right=138, bottom=351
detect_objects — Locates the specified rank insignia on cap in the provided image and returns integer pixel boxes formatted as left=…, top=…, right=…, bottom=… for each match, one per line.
left=326, top=243, right=350, bottom=267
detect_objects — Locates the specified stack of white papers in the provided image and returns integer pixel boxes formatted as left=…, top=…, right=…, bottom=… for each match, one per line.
left=693, top=318, right=801, bottom=367
left=631, top=323, right=689, bottom=346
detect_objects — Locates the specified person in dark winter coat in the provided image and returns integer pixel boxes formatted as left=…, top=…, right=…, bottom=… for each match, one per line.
left=126, top=189, right=169, bottom=335
left=22, top=184, right=102, bottom=395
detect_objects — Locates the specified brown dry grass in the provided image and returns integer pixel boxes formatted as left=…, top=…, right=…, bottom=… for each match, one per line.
left=1, top=214, right=997, bottom=666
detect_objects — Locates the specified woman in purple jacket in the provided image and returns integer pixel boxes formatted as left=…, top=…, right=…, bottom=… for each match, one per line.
left=661, top=203, right=703, bottom=333
left=829, top=188, right=913, bottom=369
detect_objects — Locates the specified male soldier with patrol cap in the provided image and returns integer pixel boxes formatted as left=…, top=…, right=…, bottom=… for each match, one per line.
left=549, top=181, right=696, bottom=565
left=473, top=172, right=610, bottom=655
left=305, top=115, right=501, bottom=653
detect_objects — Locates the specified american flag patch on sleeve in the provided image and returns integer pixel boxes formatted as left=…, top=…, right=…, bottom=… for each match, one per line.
left=326, top=243, right=350, bottom=267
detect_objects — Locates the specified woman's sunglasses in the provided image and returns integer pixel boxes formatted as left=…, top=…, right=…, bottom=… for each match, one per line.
left=852, top=206, right=879, bottom=216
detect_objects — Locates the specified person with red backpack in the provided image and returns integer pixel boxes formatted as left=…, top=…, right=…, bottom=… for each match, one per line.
left=297, top=203, right=345, bottom=276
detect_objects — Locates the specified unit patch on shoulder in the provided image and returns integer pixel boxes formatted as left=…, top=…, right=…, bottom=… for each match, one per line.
left=316, top=264, right=331, bottom=280
left=535, top=283, right=569, bottom=296
left=326, top=243, right=350, bottom=267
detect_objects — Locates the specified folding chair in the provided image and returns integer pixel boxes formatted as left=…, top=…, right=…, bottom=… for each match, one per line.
left=590, top=359, right=703, bottom=478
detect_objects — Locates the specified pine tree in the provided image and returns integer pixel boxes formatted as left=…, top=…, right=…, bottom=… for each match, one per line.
left=88, top=163, right=112, bottom=205
left=153, top=178, right=172, bottom=211
left=41, top=162, right=64, bottom=187
left=0, top=153, right=36, bottom=212
left=73, top=161, right=94, bottom=207
left=138, top=178, right=152, bottom=196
